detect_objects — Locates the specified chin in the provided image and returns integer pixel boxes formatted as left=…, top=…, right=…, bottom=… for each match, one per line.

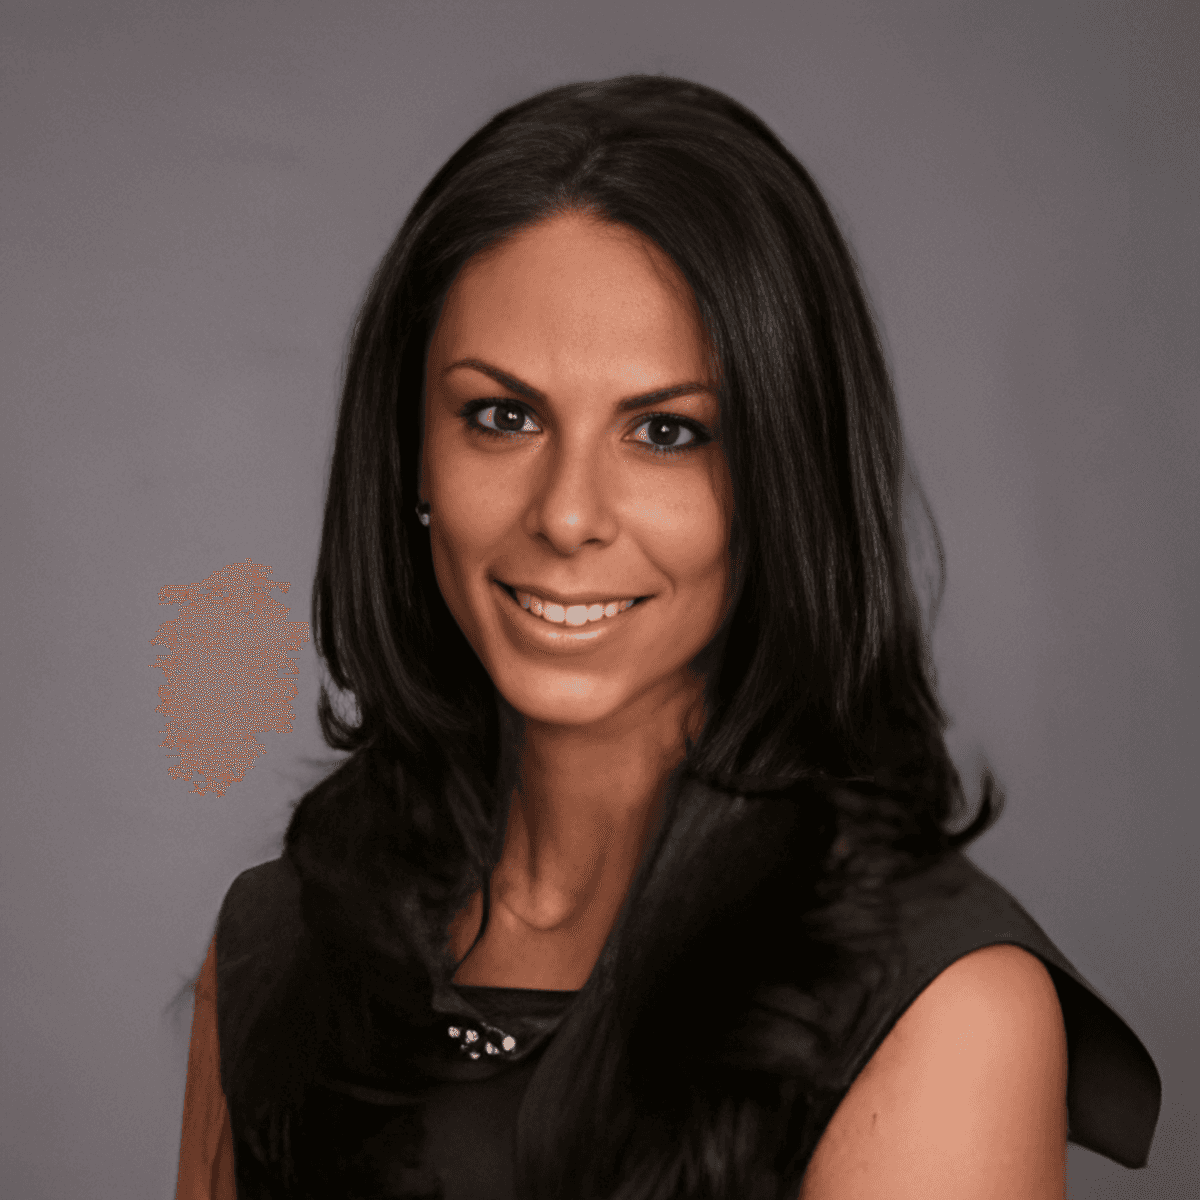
left=493, top=663, right=662, bottom=732
left=501, top=678, right=627, bottom=729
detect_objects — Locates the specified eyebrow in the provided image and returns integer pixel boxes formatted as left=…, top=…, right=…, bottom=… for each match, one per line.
left=444, top=357, right=716, bottom=412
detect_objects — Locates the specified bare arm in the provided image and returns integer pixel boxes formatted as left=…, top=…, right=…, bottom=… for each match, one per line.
left=175, top=936, right=237, bottom=1200
left=798, top=944, right=1069, bottom=1200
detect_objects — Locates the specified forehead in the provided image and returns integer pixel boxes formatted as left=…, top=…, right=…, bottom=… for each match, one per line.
left=429, top=213, right=713, bottom=389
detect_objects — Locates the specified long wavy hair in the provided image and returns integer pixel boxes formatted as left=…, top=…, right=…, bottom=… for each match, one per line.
left=225, top=74, right=1001, bottom=1198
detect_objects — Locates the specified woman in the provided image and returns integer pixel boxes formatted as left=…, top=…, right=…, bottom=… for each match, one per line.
left=176, top=76, right=1160, bottom=1199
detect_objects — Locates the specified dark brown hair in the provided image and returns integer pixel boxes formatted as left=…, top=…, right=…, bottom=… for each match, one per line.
left=226, top=74, right=1000, bottom=1198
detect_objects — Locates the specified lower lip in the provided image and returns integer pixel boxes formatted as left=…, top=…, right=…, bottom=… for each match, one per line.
left=492, top=581, right=649, bottom=653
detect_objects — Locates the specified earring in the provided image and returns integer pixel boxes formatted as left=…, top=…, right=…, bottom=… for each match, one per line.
left=415, top=501, right=431, bottom=527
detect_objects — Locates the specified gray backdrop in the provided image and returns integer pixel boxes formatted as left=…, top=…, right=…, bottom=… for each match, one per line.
left=4, top=2, right=1196, bottom=1197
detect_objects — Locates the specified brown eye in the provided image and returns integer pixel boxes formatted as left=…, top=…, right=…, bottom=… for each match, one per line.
left=630, top=415, right=709, bottom=456
left=494, top=404, right=526, bottom=432
left=470, top=402, right=540, bottom=436
left=645, top=419, right=692, bottom=447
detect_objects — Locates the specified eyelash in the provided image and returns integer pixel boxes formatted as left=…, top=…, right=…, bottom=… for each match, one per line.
left=458, top=399, right=713, bottom=459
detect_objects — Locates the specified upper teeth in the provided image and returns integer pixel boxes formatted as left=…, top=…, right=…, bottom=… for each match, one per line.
left=515, top=590, right=638, bottom=625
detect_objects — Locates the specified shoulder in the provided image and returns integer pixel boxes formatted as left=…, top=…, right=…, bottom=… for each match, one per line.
left=216, top=855, right=301, bottom=962
left=220, top=854, right=297, bottom=914
left=799, top=944, right=1068, bottom=1200
left=211, top=856, right=304, bottom=1089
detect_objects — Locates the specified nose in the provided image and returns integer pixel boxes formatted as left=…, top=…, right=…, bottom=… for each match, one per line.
left=526, top=436, right=619, bottom=554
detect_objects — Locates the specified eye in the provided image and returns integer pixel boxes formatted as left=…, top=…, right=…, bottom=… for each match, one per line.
left=630, top=415, right=709, bottom=457
left=467, top=401, right=541, bottom=437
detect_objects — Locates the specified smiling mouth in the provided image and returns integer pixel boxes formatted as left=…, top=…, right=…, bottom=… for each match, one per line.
left=496, top=581, right=651, bottom=627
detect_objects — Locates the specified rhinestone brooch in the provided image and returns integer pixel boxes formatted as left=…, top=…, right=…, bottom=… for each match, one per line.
left=447, top=1023, right=517, bottom=1060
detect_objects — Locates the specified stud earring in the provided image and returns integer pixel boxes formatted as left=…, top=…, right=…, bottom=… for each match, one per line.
left=415, top=501, right=431, bottom=527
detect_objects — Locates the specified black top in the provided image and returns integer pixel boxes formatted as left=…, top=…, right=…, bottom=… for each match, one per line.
left=214, top=788, right=1160, bottom=1198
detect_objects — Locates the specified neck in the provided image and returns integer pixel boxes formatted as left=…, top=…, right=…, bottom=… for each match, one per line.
left=492, top=674, right=705, bottom=935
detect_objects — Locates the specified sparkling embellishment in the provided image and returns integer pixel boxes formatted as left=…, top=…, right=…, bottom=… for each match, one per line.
left=446, top=1020, right=518, bottom=1059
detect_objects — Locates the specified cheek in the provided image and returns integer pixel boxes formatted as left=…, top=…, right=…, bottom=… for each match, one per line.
left=424, top=422, right=514, bottom=574
left=428, top=501, right=501, bottom=630
left=636, top=465, right=732, bottom=593
left=424, top=432, right=499, bottom=628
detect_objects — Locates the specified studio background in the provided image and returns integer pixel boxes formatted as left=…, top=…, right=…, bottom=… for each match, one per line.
left=3, top=2, right=1195, bottom=1197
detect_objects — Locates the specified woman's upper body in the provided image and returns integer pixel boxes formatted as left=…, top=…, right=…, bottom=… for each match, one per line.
left=177, top=74, right=1161, bottom=1199
left=177, top=778, right=1160, bottom=1199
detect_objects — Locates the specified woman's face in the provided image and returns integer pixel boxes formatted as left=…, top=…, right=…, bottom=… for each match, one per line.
left=422, top=211, right=734, bottom=733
